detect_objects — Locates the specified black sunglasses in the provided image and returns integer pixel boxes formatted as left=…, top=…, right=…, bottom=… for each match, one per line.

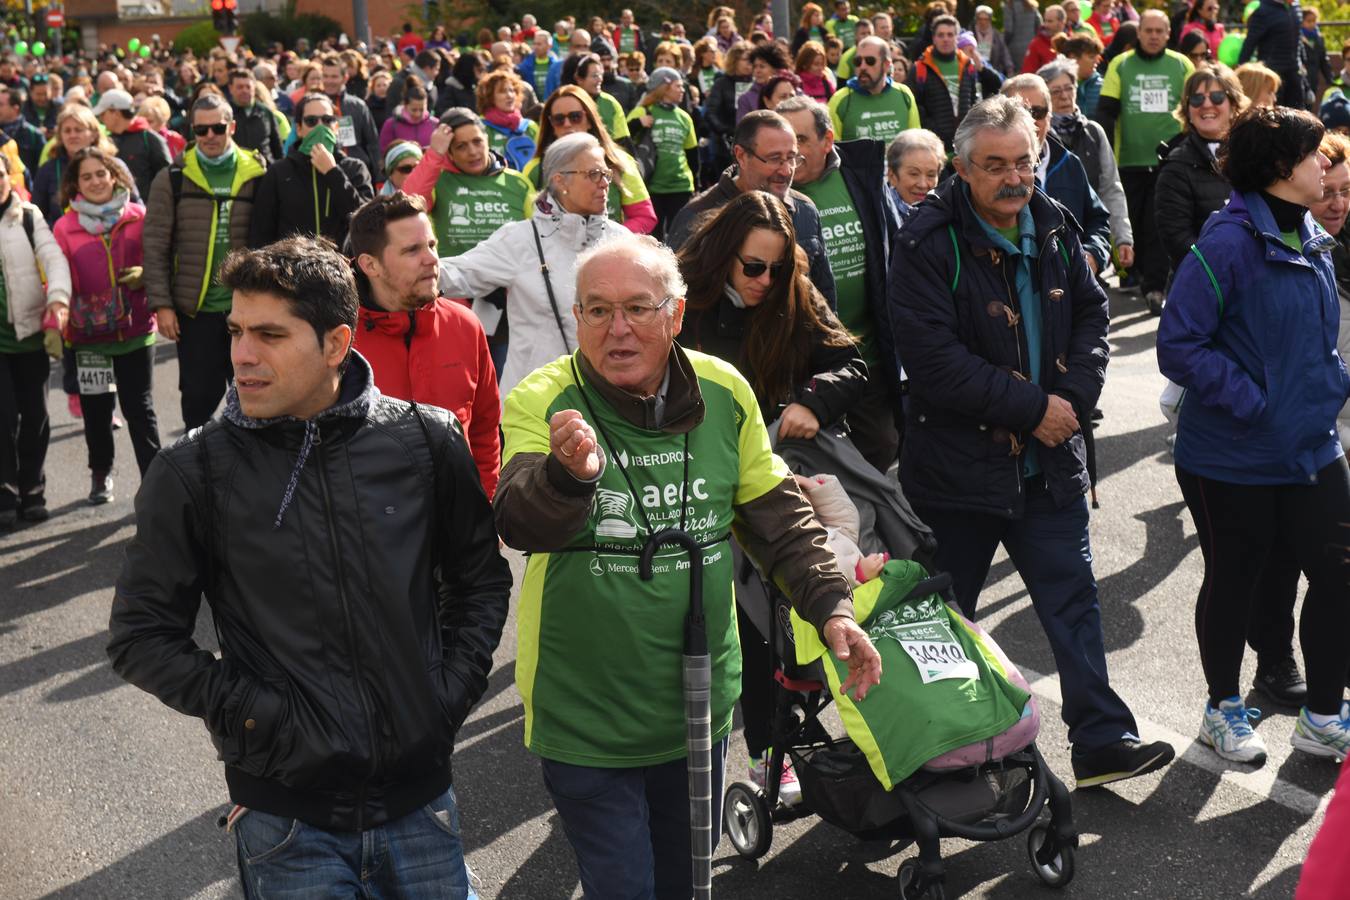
left=1028, top=105, right=1049, bottom=120
left=192, top=123, right=229, bottom=136
left=1188, top=90, right=1228, bottom=107
left=858, top=55, right=880, bottom=67
left=550, top=110, right=586, bottom=127
left=393, top=163, right=417, bottom=174
left=302, top=114, right=338, bottom=127
left=737, top=255, right=784, bottom=279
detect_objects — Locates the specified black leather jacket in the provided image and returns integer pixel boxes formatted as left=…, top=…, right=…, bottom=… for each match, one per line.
left=108, top=354, right=512, bottom=831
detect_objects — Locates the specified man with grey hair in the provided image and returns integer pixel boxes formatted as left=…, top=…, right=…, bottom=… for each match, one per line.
left=778, top=94, right=902, bottom=470
left=143, top=93, right=268, bottom=428
left=667, top=110, right=836, bottom=304
left=827, top=35, right=921, bottom=143
left=494, top=230, right=880, bottom=900
left=890, top=95, right=1175, bottom=790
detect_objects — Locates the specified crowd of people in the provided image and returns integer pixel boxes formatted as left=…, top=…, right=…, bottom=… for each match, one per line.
left=0, top=0, right=1342, bottom=896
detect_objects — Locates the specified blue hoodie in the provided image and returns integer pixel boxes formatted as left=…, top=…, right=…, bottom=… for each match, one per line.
left=1158, top=190, right=1349, bottom=485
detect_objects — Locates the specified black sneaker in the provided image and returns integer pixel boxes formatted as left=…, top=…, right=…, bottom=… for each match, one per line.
left=89, top=472, right=114, bottom=506
left=19, top=491, right=47, bottom=522
left=0, top=490, right=15, bottom=530
left=1072, top=739, right=1176, bottom=789
left=1254, top=656, right=1308, bottom=707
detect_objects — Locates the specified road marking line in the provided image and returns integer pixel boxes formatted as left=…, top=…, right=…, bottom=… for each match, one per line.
left=1019, top=665, right=1331, bottom=819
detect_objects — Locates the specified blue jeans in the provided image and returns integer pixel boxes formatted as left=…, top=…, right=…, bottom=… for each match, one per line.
left=916, top=481, right=1138, bottom=752
left=542, top=738, right=729, bottom=900
left=234, top=787, right=471, bottom=899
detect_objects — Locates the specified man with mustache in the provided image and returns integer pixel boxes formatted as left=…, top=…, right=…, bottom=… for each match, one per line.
left=889, top=95, right=1176, bottom=791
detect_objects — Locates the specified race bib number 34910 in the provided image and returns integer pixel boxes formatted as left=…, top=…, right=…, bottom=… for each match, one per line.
left=895, top=620, right=979, bottom=684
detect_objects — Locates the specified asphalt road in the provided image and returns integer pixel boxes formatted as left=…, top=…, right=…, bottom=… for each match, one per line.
left=0, top=288, right=1335, bottom=899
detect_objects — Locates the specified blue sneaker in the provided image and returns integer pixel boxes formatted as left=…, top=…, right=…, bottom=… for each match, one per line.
left=1199, top=697, right=1267, bottom=764
left=1291, top=702, right=1350, bottom=761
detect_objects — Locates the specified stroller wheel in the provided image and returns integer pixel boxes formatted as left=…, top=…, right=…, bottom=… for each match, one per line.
left=1027, top=824, right=1076, bottom=888
left=897, top=860, right=945, bottom=900
left=722, top=782, right=773, bottom=860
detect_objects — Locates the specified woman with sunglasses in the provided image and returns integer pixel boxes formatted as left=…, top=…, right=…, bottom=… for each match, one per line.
left=248, top=93, right=374, bottom=249
left=378, top=140, right=422, bottom=195
left=52, top=147, right=160, bottom=505
left=627, top=68, right=698, bottom=240
left=522, top=86, right=655, bottom=234
left=436, top=132, right=623, bottom=395
left=676, top=190, right=865, bottom=803
left=1159, top=105, right=1350, bottom=766
left=1180, top=0, right=1225, bottom=58
left=1154, top=64, right=1245, bottom=273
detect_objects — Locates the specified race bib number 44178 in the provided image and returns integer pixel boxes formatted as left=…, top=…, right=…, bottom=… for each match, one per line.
left=75, top=350, right=116, bottom=395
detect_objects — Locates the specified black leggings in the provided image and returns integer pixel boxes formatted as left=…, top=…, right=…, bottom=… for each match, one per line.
left=650, top=191, right=692, bottom=244
left=1176, top=460, right=1350, bottom=714
left=79, top=345, right=161, bottom=477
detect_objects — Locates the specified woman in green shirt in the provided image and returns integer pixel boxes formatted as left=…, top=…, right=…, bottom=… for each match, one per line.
left=628, top=68, right=698, bottom=241
left=475, top=69, right=539, bottom=169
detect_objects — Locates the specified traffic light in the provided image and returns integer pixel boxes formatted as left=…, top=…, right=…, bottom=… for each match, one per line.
left=212, top=0, right=237, bottom=35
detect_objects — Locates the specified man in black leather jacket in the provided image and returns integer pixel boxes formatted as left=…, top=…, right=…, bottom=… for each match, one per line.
left=107, top=237, right=511, bottom=898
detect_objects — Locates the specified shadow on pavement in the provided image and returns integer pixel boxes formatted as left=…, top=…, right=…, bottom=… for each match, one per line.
left=38, top=807, right=236, bottom=900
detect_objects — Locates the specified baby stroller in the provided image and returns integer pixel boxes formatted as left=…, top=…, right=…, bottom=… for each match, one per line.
left=723, top=428, right=1078, bottom=899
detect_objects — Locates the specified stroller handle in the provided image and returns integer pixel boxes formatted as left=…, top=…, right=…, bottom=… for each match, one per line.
left=640, top=528, right=707, bottom=656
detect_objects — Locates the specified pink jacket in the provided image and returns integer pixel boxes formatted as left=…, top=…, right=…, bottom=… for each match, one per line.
left=52, top=200, right=155, bottom=346
left=379, top=112, right=437, bottom=156
left=1180, top=20, right=1226, bottom=56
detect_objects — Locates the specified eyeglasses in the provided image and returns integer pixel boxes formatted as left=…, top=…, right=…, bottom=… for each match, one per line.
left=738, top=255, right=785, bottom=279
left=550, top=110, right=587, bottom=127
left=1188, top=90, right=1228, bottom=107
left=1027, top=105, right=1049, bottom=120
left=393, top=163, right=417, bottom=175
left=1321, top=186, right=1350, bottom=202
left=968, top=158, right=1037, bottom=177
left=560, top=168, right=617, bottom=184
left=746, top=148, right=806, bottom=169
left=192, top=123, right=229, bottom=136
left=576, top=297, right=673, bottom=327
left=302, top=114, right=338, bottom=127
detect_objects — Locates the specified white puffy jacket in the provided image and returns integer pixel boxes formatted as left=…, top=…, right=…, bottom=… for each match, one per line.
left=1, top=194, right=72, bottom=342
left=438, top=192, right=621, bottom=396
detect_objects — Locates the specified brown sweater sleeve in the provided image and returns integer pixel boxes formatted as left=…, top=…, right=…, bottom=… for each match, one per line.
left=733, top=475, right=854, bottom=635
left=492, top=451, right=601, bottom=552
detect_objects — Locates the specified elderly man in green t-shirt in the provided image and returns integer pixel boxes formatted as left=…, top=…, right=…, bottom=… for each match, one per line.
left=494, top=232, right=880, bottom=900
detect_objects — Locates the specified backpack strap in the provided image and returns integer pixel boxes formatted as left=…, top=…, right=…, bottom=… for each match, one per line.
left=1188, top=243, right=1223, bottom=316
left=169, top=165, right=184, bottom=205
left=20, top=205, right=34, bottom=250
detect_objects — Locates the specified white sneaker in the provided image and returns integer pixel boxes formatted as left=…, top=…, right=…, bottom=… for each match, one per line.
left=748, top=754, right=802, bottom=805
left=1291, top=702, right=1350, bottom=761
left=1198, top=697, right=1268, bottom=764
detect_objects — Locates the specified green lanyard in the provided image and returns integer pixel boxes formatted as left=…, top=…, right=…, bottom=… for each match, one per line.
left=310, top=167, right=331, bottom=235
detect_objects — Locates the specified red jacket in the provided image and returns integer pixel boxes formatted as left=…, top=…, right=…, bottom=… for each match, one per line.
left=1021, top=31, right=1059, bottom=73
left=354, top=297, right=502, bottom=498
left=1296, top=756, right=1350, bottom=898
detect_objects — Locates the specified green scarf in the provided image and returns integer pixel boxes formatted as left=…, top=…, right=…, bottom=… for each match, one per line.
left=299, top=123, right=337, bottom=157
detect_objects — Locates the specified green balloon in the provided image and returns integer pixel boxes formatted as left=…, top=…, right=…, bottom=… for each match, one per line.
left=1218, top=31, right=1243, bottom=66
left=1244, top=0, right=1259, bottom=22
left=128, top=38, right=140, bottom=52
left=31, top=41, right=45, bottom=57
left=139, top=45, right=151, bottom=57
left=14, top=41, right=27, bottom=57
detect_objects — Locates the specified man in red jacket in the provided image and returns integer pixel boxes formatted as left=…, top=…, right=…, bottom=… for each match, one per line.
left=349, top=193, right=501, bottom=497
